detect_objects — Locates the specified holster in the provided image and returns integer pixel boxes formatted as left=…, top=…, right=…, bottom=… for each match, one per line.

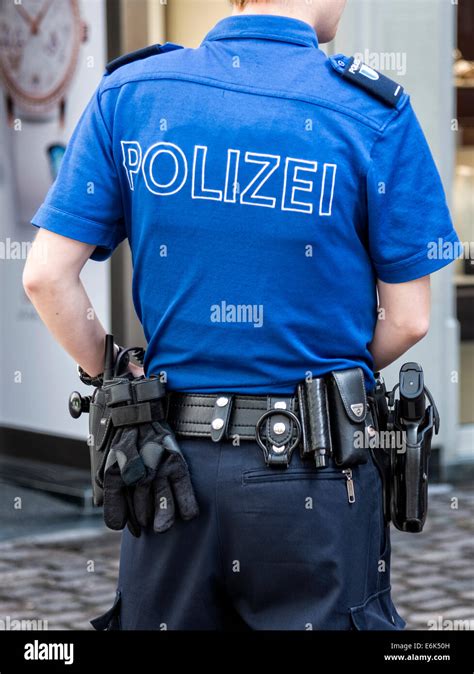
left=370, top=366, right=440, bottom=533
left=88, top=385, right=110, bottom=507
left=390, top=404, right=436, bottom=533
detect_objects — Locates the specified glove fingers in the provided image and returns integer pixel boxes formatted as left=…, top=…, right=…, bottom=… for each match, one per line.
left=157, top=451, right=199, bottom=523
left=161, top=431, right=182, bottom=455
left=109, top=427, right=146, bottom=486
left=170, top=471, right=200, bottom=522
left=139, top=441, right=166, bottom=470
left=134, top=435, right=166, bottom=529
left=126, top=519, right=141, bottom=538
left=133, top=481, right=154, bottom=528
left=103, top=483, right=129, bottom=531
left=152, top=477, right=175, bottom=533
left=125, top=488, right=142, bottom=538
left=150, top=421, right=174, bottom=445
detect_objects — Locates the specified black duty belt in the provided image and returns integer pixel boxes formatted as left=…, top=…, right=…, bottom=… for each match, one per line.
left=165, top=370, right=375, bottom=468
left=167, top=391, right=303, bottom=464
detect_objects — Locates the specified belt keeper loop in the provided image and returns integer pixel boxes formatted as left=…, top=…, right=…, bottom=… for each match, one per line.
left=105, top=381, right=133, bottom=406
left=210, top=394, right=234, bottom=442
left=133, top=377, right=166, bottom=402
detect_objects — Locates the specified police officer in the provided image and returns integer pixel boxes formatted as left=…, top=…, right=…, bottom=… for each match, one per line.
left=24, top=0, right=459, bottom=630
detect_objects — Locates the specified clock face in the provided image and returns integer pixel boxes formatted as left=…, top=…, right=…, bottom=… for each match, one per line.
left=0, top=0, right=83, bottom=110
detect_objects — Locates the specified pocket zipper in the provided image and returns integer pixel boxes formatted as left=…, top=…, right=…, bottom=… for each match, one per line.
left=342, top=468, right=356, bottom=504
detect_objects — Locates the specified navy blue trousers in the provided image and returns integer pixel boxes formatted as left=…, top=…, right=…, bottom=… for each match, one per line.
left=95, top=437, right=405, bottom=630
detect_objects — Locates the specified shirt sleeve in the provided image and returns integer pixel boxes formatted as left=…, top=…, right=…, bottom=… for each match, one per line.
left=366, top=100, right=460, bottom=283
left=31, top=83, right=126, bottom=262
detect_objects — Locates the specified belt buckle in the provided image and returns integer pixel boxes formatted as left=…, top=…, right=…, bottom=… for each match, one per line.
left=255, top=408, right=302, bottom=467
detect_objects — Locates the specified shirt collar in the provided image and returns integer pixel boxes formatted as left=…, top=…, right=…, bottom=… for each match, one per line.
left=202, top=15, right=319, bottom=49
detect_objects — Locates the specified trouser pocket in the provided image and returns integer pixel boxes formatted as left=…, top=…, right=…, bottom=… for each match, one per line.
left=242, top=466, right=358, bottom=504
left=230, top=456, right=388, bottom=628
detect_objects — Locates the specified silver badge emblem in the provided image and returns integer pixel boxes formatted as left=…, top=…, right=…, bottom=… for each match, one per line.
left=351, top=403, right=364, bottom=418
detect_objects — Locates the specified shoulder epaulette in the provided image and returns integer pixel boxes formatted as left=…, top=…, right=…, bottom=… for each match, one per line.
left=105, top=42, right=183, bottom=75
left=329, top=54, right=404, bottom=108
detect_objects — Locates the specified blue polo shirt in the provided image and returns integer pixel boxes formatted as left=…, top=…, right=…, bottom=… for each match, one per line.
left=31, top=15, right=460, bottom=394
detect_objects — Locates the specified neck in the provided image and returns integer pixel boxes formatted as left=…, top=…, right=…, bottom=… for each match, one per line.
left=232, top=1, right=318, bottom=29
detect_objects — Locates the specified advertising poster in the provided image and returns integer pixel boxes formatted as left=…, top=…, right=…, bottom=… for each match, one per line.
left=0, top=0, right=110, bottom=438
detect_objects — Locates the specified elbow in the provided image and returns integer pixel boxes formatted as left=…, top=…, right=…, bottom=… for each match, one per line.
left=407, top=319, right=430, bottom=344
left=22, top=263, right=48, bottom=298
left=392, top=315, right=430, bottom=344
left=22, top=266, right=41, bottom=298
left=22, top=264, right=63, bottom=298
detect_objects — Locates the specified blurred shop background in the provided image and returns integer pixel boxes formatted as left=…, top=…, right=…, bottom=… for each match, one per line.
left=0, top=0, right=472, bottom=630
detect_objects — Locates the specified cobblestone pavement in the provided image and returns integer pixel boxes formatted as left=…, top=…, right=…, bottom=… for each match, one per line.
left=0, top=486, right=472, bottom=631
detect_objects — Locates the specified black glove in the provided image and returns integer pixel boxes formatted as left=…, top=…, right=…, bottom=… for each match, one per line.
left=132, top=421, right=200, bottom=533
left=101, top=423, right=146, bottom=537
left=99, top=374, right=199, bottom=536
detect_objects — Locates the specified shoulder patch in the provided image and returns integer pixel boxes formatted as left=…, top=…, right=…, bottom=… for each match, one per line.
left=105, top=42, right=183, bottom=75
left=329, top=55, right=404, bottom=108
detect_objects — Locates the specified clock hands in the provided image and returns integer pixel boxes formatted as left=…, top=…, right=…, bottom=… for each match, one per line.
left=31, top=0, right=55, bottom=35
left=15, top=4, right=35, bottom=31
left=14, top=0, right=54, bottom=36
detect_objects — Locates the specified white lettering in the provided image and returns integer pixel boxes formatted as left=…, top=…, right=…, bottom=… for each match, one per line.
left=192, top=145, right=223, bottom=201
left=121, top=140, right=142, bottom=190
left=142, top=142, right=188, bottom=195
left=282, top=158, right=317, bottom=213
left=121, top=139, right=338, bottom=216
left=240, top=152, right=280, bottom=208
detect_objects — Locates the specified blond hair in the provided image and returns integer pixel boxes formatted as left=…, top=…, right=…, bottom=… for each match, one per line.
left=230, top=0, right=250, bottom=7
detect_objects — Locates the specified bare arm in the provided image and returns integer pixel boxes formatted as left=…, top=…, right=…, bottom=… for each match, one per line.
left=23, top=229, right=111, bottom=377
left=369, top=276, right=431, bottom=371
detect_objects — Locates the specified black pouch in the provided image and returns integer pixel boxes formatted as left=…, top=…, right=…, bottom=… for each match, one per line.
left=326, top=368, right=368, bottom=468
